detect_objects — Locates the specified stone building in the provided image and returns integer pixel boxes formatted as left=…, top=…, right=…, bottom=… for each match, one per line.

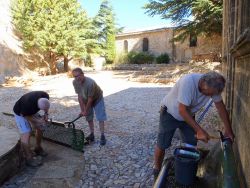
left=115, top=27, right=222, bottom=63
left=222, top=0, right=250, bottom=187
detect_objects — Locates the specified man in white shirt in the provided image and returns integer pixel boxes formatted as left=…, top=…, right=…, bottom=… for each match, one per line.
left=153, top=71, right=235, bottom=180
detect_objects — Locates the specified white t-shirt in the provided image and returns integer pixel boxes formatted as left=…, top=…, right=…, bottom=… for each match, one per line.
left=161, top=73, right=222, bottom=121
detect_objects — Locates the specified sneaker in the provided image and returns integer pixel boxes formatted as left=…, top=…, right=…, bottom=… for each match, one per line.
left=153, top=168, right=160, bottom=183
left=26, top=156, right=43, bottom=167
left=100, top=134, right=106, bottom=146
left=86, top=133, right=95, bottom=142
left=34, top=147, right=48, bottom=157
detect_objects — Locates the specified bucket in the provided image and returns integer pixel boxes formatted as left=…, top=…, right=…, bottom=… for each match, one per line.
left=174, top=147, right=201, bottom=186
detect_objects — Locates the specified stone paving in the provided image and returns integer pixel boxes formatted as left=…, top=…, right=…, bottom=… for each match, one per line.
left=73, top=72, right=176, bottom=187
left=1, top=71, right=178, bottom=188
left=2, top=139, right=85, bottom=188
left=76, top=86, right=174, bottom=188
left=1, top=71, right=219, bottom=188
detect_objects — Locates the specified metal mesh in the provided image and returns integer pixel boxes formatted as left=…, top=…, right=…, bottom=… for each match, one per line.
left=1, top=112, right=85, bottom=152
left=42, top=123, right=85, bottom=152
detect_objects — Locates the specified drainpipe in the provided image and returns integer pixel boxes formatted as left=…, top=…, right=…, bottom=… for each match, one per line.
left=220, top=132, right=240, bottom=188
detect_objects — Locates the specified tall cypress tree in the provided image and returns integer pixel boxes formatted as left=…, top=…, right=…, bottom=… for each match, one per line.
left=93, top=0, right=116, bottom=64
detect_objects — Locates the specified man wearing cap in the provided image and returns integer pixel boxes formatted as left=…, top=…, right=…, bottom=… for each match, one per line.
left=13, top=91, right=50, bottom=167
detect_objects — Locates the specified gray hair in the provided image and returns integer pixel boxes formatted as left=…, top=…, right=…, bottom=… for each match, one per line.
left=38, top=98, right=50, bottom=110
left=72, top=67, right=84, bottom=74
left=200, top=71, right=226, bottom=93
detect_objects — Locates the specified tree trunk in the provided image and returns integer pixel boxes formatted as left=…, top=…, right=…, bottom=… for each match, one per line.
left=63, top=56, right=69, bottom=72
left=49, top=52, right=57, bottom=75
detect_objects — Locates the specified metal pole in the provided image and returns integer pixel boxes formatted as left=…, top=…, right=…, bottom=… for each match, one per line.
left=153, top=159, right=174, bottom=188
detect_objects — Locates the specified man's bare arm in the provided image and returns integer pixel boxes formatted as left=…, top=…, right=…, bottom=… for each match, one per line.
left=179, top=103, right=210, bottom=142
left=214, top=101, right=235, bottom=141
left=78, top=95, right=86, bottom=113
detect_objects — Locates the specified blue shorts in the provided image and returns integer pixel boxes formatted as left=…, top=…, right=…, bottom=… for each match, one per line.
left=157, top=106, right=197, bottom=149
left=86, top=98, right=107, bottom=122
left=14, top=113, right=32, bottom=134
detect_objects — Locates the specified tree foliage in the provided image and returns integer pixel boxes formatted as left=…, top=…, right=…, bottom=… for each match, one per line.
left=144, top=0, right=223, bottom=41
left=12, top=0, right=97, bottom=73
left=92, top=0, right=117, bottom=64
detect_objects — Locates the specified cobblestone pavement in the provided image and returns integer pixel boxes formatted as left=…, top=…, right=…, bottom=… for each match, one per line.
left=1, top=71, right=220, bottom=188
left=1, top=71, right=178, bottom=188
left=75, top=72, right=173, bottom=187
left=76, top=86, right=170, bottom=188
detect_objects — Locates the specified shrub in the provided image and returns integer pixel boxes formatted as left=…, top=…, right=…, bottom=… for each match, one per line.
left=156, top=53, right=170, bottom=64
left=127, top=51, right=155, bottom=64
left=114, top=53, right=128, bottom=65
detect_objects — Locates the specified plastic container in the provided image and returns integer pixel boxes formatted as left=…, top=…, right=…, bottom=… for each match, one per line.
left=174, top=147, right=201, bottom=186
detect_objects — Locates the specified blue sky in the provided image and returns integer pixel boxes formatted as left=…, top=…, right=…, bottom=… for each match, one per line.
left=79, top=0, right=172, bottom=32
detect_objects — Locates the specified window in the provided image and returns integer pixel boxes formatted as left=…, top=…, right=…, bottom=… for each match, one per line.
left=143, top=38, right=149, bottom=52
left=189, top=35, right=197, bottom=47
left=124, top=40, right=128, bottom=53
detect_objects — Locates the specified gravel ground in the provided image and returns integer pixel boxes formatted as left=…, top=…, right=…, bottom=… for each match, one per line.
left=0, top=70, right=222, bottom=187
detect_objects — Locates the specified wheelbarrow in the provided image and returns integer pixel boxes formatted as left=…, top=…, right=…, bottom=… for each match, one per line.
left=2, top=112, right=86, bottom=152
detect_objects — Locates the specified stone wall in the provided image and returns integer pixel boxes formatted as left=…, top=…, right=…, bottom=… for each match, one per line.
left=0, top=142, right=21, bottom=186
left=174, top=34, right=222, bottom=63
left=0, top=126, right=22, bottom=186
left=0, top=0, right=25, bottom=84
left=116, top=28, right=174, bottom=57
left=222, top=0, right=250, bottom=187
left=116, top=28, right=222, bottom=63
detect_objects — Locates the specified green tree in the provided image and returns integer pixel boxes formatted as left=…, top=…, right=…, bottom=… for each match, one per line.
left=12, top=0, right=96, bottom=74
left=144, top=0, right=223, bottom=41
left=93, top=0, right=117, bottom=64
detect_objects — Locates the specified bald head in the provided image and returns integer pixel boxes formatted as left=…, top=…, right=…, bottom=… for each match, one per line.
left=38, top=98, right=50, bottom=111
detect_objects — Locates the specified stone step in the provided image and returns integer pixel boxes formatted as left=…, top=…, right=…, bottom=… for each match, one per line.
left=2, top=135, right=85, bottom=187
left=0, top=126, right=20, bottom=185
